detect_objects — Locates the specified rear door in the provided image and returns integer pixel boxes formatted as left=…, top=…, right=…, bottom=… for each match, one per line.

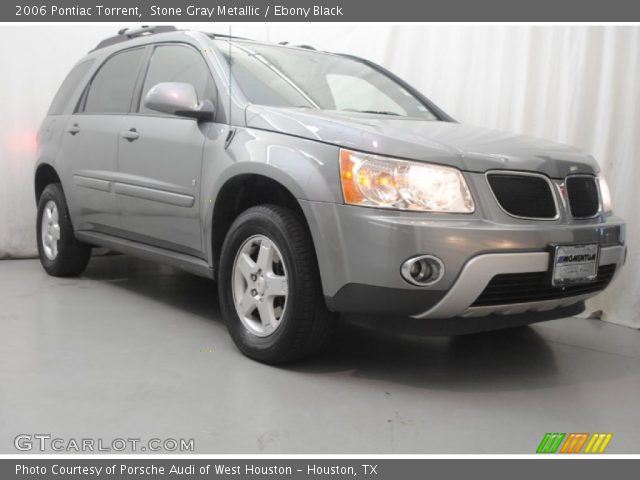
left=61, top=47, right=146, bottom=234
left=116, top=44, right=217, bottom=257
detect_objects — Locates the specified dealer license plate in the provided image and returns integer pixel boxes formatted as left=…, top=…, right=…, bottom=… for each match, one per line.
left=552, top=244, right=599, bottom=286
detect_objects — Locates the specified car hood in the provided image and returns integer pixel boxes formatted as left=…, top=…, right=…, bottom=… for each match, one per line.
left=245, top=106, right=599, bottom=178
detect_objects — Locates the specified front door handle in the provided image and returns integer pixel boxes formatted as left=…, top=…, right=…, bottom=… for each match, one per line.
left=68, top=124, right=80, bottom=135
left=122, top=128, right=139, bottom=142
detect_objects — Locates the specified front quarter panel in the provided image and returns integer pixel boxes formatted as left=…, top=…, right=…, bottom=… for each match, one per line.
left=201, top=127, right=343, bottom=263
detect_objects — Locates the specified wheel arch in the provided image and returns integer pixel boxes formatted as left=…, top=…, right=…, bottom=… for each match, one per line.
left=34, top=163, right=62, bottom=205
left=208, top=172, right=319, bottom=279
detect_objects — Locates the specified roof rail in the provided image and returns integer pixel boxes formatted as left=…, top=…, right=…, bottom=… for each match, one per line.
left=207, top=32, right=252, bottom=41
left=277, top=41, right=316, bottom=50
left=92, top=25, right=178, bottom=51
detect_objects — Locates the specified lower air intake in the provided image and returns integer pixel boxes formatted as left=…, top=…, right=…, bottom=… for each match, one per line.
left=471, top=264, right=616, bottom=307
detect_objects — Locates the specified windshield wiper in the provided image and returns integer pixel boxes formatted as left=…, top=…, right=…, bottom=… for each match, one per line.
left=347, top=109, right=401, bottom=116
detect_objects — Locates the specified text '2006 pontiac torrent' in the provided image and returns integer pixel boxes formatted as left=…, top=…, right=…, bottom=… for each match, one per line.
left=35, top=26, right=627, bottom=363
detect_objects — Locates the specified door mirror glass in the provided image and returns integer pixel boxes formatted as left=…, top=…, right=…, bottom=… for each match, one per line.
left=143, top=82, right=214, bottom=121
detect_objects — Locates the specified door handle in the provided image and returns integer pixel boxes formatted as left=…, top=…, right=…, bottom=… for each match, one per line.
left=121, top=128, right=139, bottom=142
left=68, top=124, right=80, bottom=135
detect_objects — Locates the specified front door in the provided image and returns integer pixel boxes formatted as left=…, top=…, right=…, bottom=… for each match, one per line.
left=116, top=44, right=218, bottom=257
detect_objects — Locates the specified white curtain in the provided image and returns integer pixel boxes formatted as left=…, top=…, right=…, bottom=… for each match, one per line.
left=1, top=25, right=638, bottom=328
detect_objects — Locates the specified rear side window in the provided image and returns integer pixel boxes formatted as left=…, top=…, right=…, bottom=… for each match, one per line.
left=83, top=48, right=145, bottom=114
left=139, top=45, right=216, bottom=114
left=47, top=59, right=95, bottom=115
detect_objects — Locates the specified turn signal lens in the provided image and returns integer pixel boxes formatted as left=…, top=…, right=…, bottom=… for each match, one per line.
left=339, top=149, right=475, bottom=213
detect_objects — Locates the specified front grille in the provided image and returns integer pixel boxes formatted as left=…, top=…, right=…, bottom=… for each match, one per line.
left=566, top=176, right=600, bottom=217
left=487, top=173, right=556, bottom=219
left=471, top=264, right=616, bottom=307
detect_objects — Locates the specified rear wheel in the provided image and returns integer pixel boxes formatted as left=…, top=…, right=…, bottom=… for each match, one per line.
left=36, top=183, right=91, bottom=277
left=218, top=205, right=334, bottom=364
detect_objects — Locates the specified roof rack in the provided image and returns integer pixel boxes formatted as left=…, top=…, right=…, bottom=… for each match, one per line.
left=277, top=41, right=316, bottom=50
left=92, top=25, right=178, bottom=51
left=207, top=33, right=252, bottom=41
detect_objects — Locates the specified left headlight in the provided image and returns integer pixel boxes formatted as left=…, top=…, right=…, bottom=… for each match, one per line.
left=597, top=174, right=613, bottom=213
left=339, top=149, right=475, bottom=213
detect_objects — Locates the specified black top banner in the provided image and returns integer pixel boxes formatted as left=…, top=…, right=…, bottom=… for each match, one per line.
left=5, top=0, right=640, bottom=22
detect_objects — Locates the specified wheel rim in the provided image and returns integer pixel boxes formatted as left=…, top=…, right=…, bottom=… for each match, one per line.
left=232, top=234, right=289, bottom=337
left=41, top=200, right=60, bottom=261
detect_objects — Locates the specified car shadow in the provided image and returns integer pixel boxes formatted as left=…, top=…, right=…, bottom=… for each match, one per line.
left=293, top=320, right=559, bottom=392
left=83, top=253, right=221, bottom=322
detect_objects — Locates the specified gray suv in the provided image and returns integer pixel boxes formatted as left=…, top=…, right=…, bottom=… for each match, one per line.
left=35, top=26, right=627, bottom=363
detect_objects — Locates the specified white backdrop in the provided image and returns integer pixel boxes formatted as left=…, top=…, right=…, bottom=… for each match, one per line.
left=1, top=25, right=638, bottom=328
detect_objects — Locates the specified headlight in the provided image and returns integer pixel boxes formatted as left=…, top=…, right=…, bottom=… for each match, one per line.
left=339, top=149, right=475, bottom=213
left=597, top=174, right=612, bottom=213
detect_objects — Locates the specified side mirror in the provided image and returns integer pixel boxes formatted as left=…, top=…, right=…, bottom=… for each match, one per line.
left=143, top=82, right=214, bottom=121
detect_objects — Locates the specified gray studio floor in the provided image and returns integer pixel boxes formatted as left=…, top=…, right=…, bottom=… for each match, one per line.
left=1, top=255, right=639, bottom=454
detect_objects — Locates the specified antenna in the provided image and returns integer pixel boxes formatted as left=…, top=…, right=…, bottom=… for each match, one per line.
left=228, top=25, right=232, bottom=127
left=223, top=25, right=236, bottom=150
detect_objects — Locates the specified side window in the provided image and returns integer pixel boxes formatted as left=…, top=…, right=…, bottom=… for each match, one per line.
left=83, top=48, right=145, bottom=114
left=48, top=59, right=95, bottom=115
left=139, top=45, right=216, bottom=114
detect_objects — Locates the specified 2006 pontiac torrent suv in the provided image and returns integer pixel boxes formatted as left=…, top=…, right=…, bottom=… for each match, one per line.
left=35, top=26, right=627, bottom=363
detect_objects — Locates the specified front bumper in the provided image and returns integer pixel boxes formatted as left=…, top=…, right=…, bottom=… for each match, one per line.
left=299, top=200, right=626, bottom=319
left=413, top=245, right=624, bottom=318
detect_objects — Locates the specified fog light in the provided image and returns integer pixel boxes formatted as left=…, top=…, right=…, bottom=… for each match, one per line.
left=401, top=255, right=444, bottom=286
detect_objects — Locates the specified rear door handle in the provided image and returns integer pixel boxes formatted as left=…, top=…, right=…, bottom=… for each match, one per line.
left=121, top=128, right=139, bottom=142
left=68, top=124, right=80, bottom=135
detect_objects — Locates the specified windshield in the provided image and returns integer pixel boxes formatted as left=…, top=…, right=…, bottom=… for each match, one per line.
left=214, top=40, right=438, bottom=120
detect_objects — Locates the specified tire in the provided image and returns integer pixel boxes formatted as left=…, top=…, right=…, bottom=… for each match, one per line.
left=218, top=205, right=334, bottom=364
left=36, top=183, right=91, bottom=277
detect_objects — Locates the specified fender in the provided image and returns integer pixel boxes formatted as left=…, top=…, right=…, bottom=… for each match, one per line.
left=200, top=127, right=343, bottom=264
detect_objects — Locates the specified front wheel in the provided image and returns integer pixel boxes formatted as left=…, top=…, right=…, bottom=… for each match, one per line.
left=218, top=205, right=334, bottom=364
left=36, top=183, right=91, bottom=277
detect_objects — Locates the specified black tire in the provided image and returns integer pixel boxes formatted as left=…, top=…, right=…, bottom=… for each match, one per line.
left=36, top=183, right=91, bottom=277
left=218, top=205, right=334, bottom=364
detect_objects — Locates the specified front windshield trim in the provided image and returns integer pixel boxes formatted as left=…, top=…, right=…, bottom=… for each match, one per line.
left=338, top=53, right=454, bottom=123
left=231, top=43, right=320, bottom=109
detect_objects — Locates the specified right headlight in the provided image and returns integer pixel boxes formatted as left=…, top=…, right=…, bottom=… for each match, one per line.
left=597, top=174, right=613, bottom=213
left=339, top=149, right=475, bottom=213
